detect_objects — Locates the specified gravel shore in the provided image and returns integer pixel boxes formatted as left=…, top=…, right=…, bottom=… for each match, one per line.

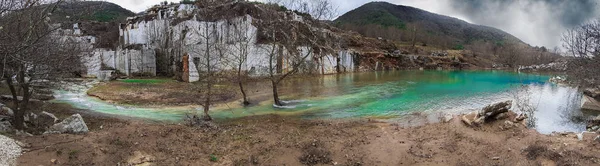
left=0, top=134, right=22, bottom=166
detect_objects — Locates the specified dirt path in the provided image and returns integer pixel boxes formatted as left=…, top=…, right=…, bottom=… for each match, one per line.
left=13, top=113, right=600, bottom=166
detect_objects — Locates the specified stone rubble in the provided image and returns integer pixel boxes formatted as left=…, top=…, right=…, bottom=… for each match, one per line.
left=0, top=134, right=22, bottom=166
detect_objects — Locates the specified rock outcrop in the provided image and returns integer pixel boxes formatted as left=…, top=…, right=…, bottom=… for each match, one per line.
left=45, top=114, right=89, bottom=134
left=581, top=95, right=600, bottom=112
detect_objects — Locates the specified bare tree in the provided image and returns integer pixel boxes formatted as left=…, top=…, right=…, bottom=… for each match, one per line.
left=562, top=19, right=600, bottom=86
left=267, top=0, right=338, bottom=20
left=0, top=0, right=87, bottom=130
left=229, top=16, right=254, bottom=106
left=257, top=3, right=336, bottom=106
left=189, top=0, right=226, bottom=120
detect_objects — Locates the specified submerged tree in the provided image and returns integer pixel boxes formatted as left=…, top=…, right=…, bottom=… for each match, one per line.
left=0, top=0, right=87, bottom=130
left=257, top=2, right=337, bottom=106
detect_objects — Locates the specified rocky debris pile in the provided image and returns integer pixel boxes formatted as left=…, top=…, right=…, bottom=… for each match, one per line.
left=53, top=79, right=99, bottom=94
left=0, top=119, right=13, bottom=133
left=549, top=76, right=568, bottom=84
left=0, top=134, right=22, bottom=166
left=0, top=104, right=14, bottom=133
left=0, top=104, right=89, bottom=135
left=430, top=51, right=448, bottom=57
left=45, top=114, right=89, bottom=134
left=586, top=115, right=600, bottom=132
left=460, top=101, right=526, bottom=127
left=518, top=60, right=568, bottom=72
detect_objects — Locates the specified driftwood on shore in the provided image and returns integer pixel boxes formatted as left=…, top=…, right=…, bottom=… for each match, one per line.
left=461, top=101, right=514, bottom=127
left=479, top=100, right=512, bottom=121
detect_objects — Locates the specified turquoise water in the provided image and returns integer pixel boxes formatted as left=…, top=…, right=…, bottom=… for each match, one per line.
left=53, top=70, right=586, bottom=134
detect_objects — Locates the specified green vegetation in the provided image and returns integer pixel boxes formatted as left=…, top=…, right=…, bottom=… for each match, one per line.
left=88, top=11, right=125, bottom=22
left=335, top=2, right=523, bottom=47
left=49, top=1, right=135, bottom=23
left=119, top=79, right=172, bottom=84
left=68, top=150, right=79, bottom=159
left=209, top=154, right=218, bottom=162
left=453, top=44, right=465, bottom=50
left=338, top=9, right=405, bottom=30
left=363, top=10, right=406, bottom=29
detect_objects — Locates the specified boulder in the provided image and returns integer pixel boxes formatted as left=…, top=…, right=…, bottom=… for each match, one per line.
left=442, top=113, right=453, bottom=123
left=461, top=112, right=478, bottom=126
left=23, top=112, right=37, bottom=123
left=45, top=114, right=88, bottom=134
left=0, top=120, right=13, bottom=133
left=0, top=105, right=13, bottom=117
left=36, top=111, right=59, bottom=128
left=581, top=95, right=600, bottom=112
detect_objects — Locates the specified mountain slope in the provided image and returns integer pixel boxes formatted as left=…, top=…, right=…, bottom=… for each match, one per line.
left=50, top=1, right=135, bottom=23
left=335, top=2, right=523, bottom=47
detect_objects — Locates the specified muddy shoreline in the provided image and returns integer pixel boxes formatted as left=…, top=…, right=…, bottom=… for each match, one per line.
left=9, top=104, right=600, bottom=165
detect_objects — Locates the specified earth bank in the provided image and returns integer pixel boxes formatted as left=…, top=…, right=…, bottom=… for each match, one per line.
left=11, top=110, right=600, bottom=166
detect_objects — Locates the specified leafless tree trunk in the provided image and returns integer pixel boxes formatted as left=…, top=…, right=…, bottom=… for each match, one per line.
left=230, top=17, right=254, bottom=106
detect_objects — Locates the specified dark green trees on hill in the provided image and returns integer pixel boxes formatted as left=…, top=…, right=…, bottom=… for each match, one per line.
left=335, top=2, right=522, bottom=48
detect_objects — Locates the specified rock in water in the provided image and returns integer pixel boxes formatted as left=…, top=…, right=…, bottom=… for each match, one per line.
left=0, top=134, right=22, bottom=166
left=45, top=114, right=89, bottom=134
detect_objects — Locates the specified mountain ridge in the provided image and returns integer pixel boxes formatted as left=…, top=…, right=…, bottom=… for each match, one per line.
left=335, top=1, right=525, bottom=48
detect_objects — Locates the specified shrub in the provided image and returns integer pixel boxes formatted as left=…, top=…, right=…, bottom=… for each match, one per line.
left=453, top=44, right=464, bottom=50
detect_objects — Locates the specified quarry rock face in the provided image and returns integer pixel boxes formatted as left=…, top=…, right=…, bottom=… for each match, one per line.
left=74, top=2, right=360, bottom=79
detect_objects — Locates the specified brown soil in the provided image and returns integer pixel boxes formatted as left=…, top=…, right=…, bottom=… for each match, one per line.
left=13, top=111, right=600, bottom=166
left=86, top=76, right=337, bottom=108
left=87, top=80, right=241, bottom=107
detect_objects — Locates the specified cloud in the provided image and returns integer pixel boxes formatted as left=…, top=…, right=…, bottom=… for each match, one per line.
left=103, top=0, right=178, bottom=13
left=332, top=0, right=599, bottom=48
left=440, top=0, right=600, bottom=48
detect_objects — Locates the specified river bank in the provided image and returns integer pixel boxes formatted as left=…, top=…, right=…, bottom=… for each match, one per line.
left=11, top=110, right=600, bottom=165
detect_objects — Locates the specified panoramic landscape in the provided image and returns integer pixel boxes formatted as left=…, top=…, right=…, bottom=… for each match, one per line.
left=1, top=0, right=600, bottom=165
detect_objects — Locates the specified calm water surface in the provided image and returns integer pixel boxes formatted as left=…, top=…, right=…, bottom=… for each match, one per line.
left=54, top=70, right=587, bottom=134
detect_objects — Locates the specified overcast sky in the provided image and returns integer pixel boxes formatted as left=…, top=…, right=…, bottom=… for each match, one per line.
left=104, top=0, right=600, bottom=48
